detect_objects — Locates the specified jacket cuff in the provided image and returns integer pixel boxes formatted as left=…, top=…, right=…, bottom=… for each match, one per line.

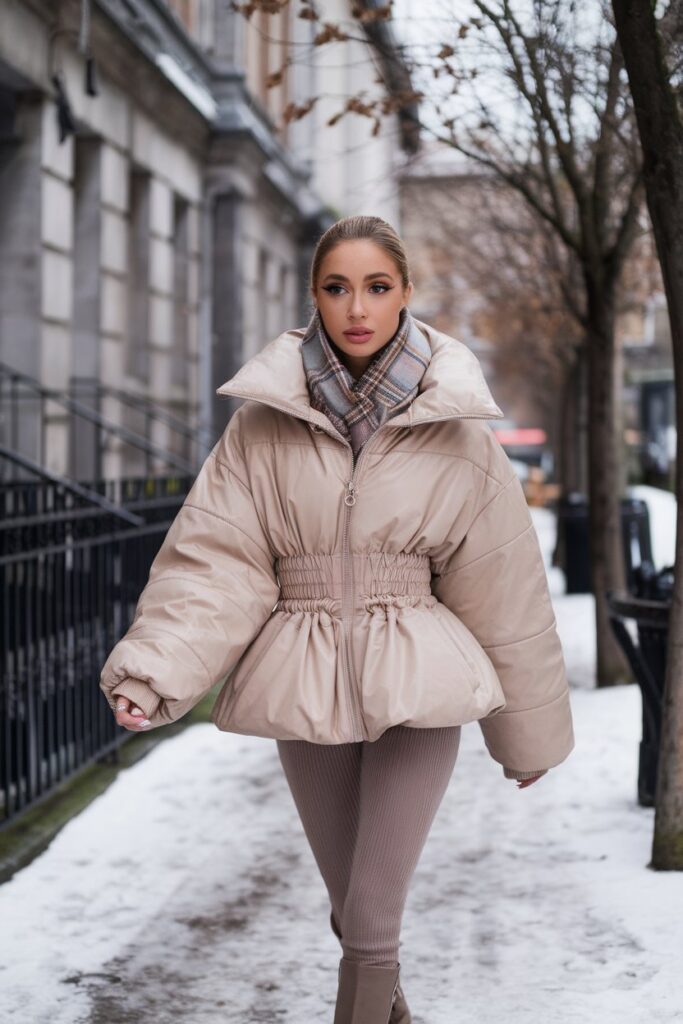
left=503, top=766, right=549, bottom=780
left=110, top=678, right=162, bottom=720
left=480, top=687, right=575, bottom=770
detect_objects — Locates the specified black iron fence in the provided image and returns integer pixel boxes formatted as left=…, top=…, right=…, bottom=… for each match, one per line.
left=606, top=562, right=674, bottom=807
left=0, top=475, right=191, bottom=828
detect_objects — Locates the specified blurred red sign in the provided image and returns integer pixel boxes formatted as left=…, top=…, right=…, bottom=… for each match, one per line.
left=494, top=428, right=547, bottom=446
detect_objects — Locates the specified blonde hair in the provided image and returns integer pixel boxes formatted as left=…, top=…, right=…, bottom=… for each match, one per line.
left=309, top=215, right=410, bottom=291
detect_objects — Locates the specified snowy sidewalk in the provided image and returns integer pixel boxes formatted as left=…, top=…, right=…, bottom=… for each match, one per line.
left=1, top=505, right=682, bottom=1024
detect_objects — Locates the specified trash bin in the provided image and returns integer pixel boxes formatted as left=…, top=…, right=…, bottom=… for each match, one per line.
left=557, top=492, right=590, bottom=593
left=556, top=493, right=652, bottom=594
left=606, top=565, right=673, bottom=807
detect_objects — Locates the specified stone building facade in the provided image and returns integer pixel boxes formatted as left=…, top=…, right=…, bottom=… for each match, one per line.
left=0, top=0, right=417, bottom=482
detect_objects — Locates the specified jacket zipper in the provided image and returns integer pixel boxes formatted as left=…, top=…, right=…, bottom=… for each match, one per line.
left=216, top=387, right=502, bottom=742
left=341, top=473, right=363, bottom=740
left=340, top=424, right=391, bottom=741
left=337, top=412, right=506, bottom=742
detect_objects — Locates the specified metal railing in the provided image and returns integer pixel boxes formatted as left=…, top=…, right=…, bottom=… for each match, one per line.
left=0, top=446, right=144, bottom=527
left=0, top=472, right=192, bottom=828
left=69, top=377, right=213, bottom=470
left=0, top=361, right=210, bottom=480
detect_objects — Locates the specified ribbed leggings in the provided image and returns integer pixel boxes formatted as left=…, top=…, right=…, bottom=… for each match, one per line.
left=276, top=724, right=462, bottom=967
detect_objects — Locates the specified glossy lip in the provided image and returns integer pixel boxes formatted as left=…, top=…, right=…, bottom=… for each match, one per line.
left=343, top=328, right=374, bottom=343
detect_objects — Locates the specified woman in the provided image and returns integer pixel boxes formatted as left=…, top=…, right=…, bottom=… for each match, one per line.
left=101, top=215, right=575, bottom=1023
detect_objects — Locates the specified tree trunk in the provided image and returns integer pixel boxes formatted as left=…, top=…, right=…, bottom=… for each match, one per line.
left=552, top=353, right=581, bottom=572
left=576, top=343, right=589, bottom=497
left=611, top=0, right=683, bottom=869
left=655, top=271, right=683, bottom=868
left=585, top=283, right=629, bottom=686
left=613, top=328, right=627, bottom=498
left=561, top=353, right=581, bottom=494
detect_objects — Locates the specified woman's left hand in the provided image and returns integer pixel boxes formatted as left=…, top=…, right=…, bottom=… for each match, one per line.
left=113, top=694, right=152, bottom=731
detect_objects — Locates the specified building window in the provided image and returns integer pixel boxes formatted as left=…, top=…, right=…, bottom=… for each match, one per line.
left=279, top=262, right=292, bottom=327
left=245, top=5, right=290, bottom=142
left=171, top=195, right=190, bottom=388
left=258, top=247, right=269, bottom=350
left=126, top=168, right=151, bottom=381
left=70, top=137, right=101, bottom=479
left=0, top=86, right=42, bottom=470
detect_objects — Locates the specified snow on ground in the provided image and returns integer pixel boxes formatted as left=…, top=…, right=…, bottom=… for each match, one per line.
left=531, top=505, right=596, bottom=689
left=1, top=507, right=682, bottom=1023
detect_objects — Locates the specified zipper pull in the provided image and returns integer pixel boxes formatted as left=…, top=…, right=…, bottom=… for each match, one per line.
left=344, top=481, right=357, bottom=506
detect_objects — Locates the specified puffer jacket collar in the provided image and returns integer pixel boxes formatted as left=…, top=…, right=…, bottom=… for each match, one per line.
left=216, top=316, right=505, bottom=440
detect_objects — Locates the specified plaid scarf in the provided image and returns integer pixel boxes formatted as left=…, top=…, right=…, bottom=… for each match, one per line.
left=300, top=305, right=431, bottom=459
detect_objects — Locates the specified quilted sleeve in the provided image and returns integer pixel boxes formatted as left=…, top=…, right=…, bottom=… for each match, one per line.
left=99, top=406, right=280, bottom=729
left=431, top=462, right=575, bottom=775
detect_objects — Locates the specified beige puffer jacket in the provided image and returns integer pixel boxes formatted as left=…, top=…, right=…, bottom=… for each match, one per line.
left=100, top=318, right=574, bottom=777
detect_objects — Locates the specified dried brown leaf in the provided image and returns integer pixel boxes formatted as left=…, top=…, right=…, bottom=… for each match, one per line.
left=314, top=22, right=351, bottom=44
left=282, top=97, right=318, bottom=123
left=232, top=0, right=287, bottom=13
left=266, top=67, right=286, bottom=88
left=351, top=2, right=393, bottom=23
left=298, top=4, right=318, bottom=20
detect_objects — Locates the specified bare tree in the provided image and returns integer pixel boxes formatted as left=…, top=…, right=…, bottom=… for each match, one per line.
left=402, top=171, right=585, bottom=492
left=411, top=0, right=643, bottom=686
left=451, top=177, right=660, bottom=467
left=611, top=0, right=683, bottom=869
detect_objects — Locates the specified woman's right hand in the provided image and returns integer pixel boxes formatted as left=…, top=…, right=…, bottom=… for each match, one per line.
left=113, top=694, right=152, bottom=731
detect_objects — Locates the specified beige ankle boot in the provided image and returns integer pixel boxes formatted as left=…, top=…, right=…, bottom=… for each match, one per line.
left=333, top=956, right=401, bottom=1024
left=330, top=910, right=412, bottom=1023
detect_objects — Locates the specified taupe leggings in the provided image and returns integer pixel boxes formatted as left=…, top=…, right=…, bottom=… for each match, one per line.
left=276, top=724, right=462, bottom=967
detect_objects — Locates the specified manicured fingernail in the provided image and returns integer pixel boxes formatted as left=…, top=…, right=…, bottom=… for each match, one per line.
left=139, top=719, right=151, bottom=727
left=131, top=708, right=143, bottom=715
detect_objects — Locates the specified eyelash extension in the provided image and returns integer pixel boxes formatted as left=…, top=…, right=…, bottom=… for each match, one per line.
left=322, top=283, right=393, bottom=295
